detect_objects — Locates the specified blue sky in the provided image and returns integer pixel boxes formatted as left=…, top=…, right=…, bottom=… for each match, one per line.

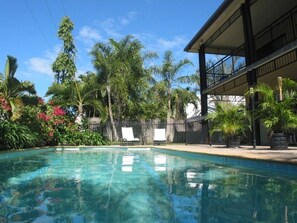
left=0, top=0, right=223, bottom=98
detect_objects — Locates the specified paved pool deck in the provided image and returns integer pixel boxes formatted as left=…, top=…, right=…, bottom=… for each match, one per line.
left=148, top=144, right=297, bottom=165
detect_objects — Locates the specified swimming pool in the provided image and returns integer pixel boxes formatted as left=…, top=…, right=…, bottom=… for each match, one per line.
left=0, top=147, right=297, bottom=223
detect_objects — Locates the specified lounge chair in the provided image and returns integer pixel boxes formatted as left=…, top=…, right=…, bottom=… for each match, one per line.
left=153, top=128, right=166, bottom=145
left=121, top=127, right=140, bottom=145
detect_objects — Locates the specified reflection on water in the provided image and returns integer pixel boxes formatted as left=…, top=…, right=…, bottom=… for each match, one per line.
left=122, top=155, right=134, bottom=172
left=0, top=148, right=297, bottom=222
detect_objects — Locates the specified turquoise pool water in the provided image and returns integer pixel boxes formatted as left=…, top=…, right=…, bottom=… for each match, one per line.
left=0, top=147, right=297, bottom=223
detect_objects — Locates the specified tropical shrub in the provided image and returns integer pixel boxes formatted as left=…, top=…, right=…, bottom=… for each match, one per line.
left=37, top=105, right=71, bottom=145
left=18, top=104, right=44, bottom=145
left=252, top=79, right=297, bottom=134
left=0, top=120, right=38, bottom=150
left=0, top=96, right=11, bottom=119
left=60, top=129, right=109, bottom=146
left=207, top=101, right=250, bottom=147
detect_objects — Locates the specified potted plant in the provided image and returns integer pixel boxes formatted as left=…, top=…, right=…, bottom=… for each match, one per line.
left=207, top=101, right=250, bottom=148
left=251, top=78, right=297, bottom=149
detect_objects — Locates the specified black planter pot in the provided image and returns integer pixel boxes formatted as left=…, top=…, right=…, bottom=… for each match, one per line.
left=226, top=136, right=240, bottom=148
left=270, top=133, right=288, bottom=150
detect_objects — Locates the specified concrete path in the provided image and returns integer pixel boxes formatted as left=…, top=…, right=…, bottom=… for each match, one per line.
left=151, top=144, right=297, bottom=165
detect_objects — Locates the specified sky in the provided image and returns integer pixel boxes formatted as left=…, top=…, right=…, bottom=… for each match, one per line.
left=0, top=0, right=223, bottom=98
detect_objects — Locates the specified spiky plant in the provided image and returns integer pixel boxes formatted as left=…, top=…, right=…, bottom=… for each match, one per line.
left=252, top=79, right=297, bottom=134
left=207, top=101, right=250, bottom=146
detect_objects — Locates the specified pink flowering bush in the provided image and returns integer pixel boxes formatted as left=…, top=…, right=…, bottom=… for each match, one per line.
left=36, top=105, right=71, bottom=145
left=19, top=100, right=73, bottom=146
left=0, top=97, right=12, bottom=119
left=16, top=99, right=109, bottom=148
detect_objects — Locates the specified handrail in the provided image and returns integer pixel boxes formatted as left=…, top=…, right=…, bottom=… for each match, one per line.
left=206, top=5, right=297, bottom=88
left=206, top=44, right=246, bottom=87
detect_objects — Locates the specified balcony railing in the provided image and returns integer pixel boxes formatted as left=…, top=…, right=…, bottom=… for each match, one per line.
left=206, top=44, right=246, bottom=87
left=205, top=5, right=297, bottom=89
left=254, top=5, right=297, bottom=60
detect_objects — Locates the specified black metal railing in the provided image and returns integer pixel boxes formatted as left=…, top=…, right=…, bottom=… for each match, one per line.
left=206, top=44, right=246, bottom=87
left=254, top=6, right=297, bottom=60
left=205, top=5, right=297, bottom=89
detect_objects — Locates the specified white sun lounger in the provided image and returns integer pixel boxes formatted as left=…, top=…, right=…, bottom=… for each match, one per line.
left=153, top=128, right=166, bottom=145
left=121, top=127, right=140, bottom=145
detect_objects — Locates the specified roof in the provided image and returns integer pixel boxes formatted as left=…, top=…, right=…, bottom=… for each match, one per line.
left=184, top=0, right=234, bottom=52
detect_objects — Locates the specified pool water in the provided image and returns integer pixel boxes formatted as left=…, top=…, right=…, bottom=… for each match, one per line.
left=0, top=147, right=297, bottom=223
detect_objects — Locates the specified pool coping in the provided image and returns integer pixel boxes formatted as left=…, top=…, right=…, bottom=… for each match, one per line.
left=149, top=144, right=297, bottom=165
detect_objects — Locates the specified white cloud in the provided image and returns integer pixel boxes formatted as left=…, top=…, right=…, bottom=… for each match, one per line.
left=77, top=26, right=102, bottom=50
left=119, top=17, right=129, bottom=26
left=24, top=45, right=61, bottom=77
left=156, top=36, right=187, bottom=51
left=91, top=11, right=139, bottom=41
left=79, top=26, right=102, bottom=41
left=119, top=11, right=137, bottom=26
left=26, top=57, right=53, bottom=76
left=99, top=18, right=122, bottom=39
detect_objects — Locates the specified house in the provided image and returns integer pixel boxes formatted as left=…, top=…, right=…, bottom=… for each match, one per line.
left=185, top=0, right=297, bottom=145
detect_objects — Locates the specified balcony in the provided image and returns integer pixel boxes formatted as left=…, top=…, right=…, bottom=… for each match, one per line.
left=206, top=45, right=246, bottom=87
left=205, top=5, right=297, bottom=89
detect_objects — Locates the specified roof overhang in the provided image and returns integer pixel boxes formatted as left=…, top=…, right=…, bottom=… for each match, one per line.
left=184, top=0, right=244, bottom=54
left=185, top=0, right=297, bottom=55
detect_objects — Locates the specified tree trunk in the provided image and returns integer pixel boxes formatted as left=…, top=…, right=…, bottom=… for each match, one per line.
left=78, top=102, right=83, bottom=115
left=107, top=86, right=118, bottom=141
left=166, top=97, right=174, bottom=142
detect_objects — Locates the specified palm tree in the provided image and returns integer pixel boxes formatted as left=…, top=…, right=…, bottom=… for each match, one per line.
left=91, top=41, right=121, bottom=141
left=0, top=55, right=37, bottom=120
left=207, top=101, right=250, bottom=147
left=249, top=78, right=297, bottom=149
left=46, top=72, right=106, bottom=121
left=152, top=50, right=194, bottom=141
left=91, top=35, right=157, bottom=141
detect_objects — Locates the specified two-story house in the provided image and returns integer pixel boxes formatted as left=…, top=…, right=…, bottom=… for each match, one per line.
left=185, top=0, right=297, bottom=145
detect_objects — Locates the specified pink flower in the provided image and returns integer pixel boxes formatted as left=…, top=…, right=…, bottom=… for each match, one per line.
left=53, top=106, right=66, bottom=116
left=0, top=97, right=11, bottom=111
left=38, top=113, right=50, bottom=121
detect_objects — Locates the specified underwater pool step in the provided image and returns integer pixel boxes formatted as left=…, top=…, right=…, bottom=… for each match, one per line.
left=56, top=148, right=80, bottom=151
left=127, top=147, right=151, bottom=151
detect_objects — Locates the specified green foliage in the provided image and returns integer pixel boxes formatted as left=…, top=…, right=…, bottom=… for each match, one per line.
left=58, top=16, right=76, bottom=54
left=52, top=16, right=77, bottom=83
left=18, top=101, right=72, bottom=146
left=52, top=53, right=77, bottom=83
left=18, top=104, right=44, bottom=144
left=207, top=101, right=250, bottom=139
left=251, top=79, right=297, bottom=133
left=0, top=55, right=37, bottom=120
left=152, top=50, right=196, bottom=119
left=17, top=101, right=109, bottom=148
left=60, top=129, right=109, bottom=146
left=0, top=120, right=38, bottom=150
left=46, top=73, right=106, bottom=120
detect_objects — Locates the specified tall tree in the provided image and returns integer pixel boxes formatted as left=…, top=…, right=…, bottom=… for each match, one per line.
left=52, top=16, right=77, bottom=84
left=91, top=40, right=120, bottom=141
left=91, top=35, right=156, bottom=141
left=0, top=55, right=37, bottom=120
left=152, top=50, right=194, bottom=141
